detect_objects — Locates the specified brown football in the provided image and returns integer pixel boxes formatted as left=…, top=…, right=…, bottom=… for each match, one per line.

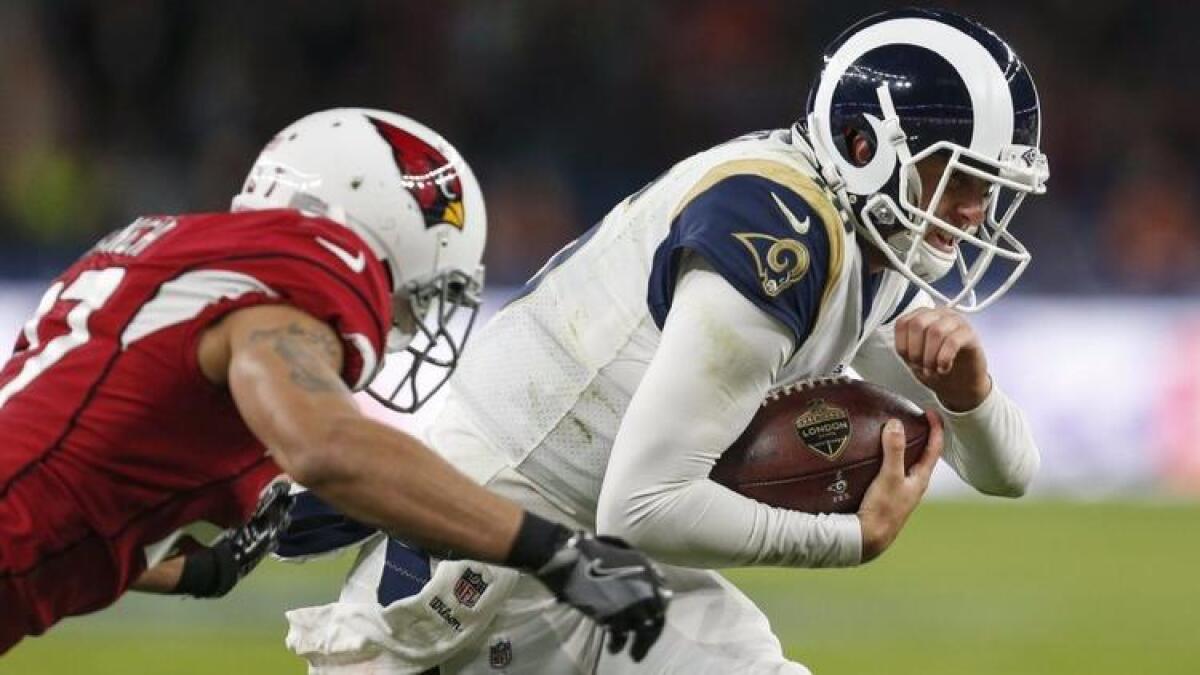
left=710, top=377, right=930, bottom=514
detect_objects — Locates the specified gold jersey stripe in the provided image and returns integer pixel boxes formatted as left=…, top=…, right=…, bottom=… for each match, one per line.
left=669, top=158, right=846, bottom=322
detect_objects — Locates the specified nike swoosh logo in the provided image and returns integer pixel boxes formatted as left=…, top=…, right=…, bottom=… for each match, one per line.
left=771, top=192, right=810, bottom=235
left=315, top=237, right=366, bottom=273
left=586, top=559, right=645, bottom=580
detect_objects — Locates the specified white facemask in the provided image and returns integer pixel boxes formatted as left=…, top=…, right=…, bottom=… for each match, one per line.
left=885, top=229, right=957, bottom=282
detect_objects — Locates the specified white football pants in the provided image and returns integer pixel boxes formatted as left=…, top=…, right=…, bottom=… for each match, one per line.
left=286, top=443, right=811, bottom=674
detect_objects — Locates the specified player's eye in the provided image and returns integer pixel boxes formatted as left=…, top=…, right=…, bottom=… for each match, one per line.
left=947, top=171, right=989, bottom=202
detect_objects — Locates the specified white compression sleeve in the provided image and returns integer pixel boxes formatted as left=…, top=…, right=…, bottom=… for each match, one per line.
left=852, top=294, right=1040, bottom=497
left=595, top=259, right=863, bottom=568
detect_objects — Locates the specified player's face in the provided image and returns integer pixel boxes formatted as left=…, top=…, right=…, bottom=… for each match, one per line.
left=914, top=154, right=988, bottom=254
left=390, top=291, right=418, bottom=349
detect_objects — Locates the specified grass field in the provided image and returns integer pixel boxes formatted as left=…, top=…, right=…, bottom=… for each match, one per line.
left=3, top=501, right=1198, bottom=674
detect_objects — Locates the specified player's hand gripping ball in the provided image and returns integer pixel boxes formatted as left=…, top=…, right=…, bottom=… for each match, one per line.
left=711, top=377, right=930, bottom=513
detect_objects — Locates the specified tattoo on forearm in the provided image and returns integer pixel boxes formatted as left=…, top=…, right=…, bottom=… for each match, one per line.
left=249, top=322, right=344, bottom=393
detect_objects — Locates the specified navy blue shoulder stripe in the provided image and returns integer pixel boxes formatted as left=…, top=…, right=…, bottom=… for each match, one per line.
left=648, top=172, right=836, bottom=344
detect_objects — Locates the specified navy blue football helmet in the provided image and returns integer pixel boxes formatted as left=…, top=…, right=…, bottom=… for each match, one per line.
left=803, top=9, right=1049, bottom=310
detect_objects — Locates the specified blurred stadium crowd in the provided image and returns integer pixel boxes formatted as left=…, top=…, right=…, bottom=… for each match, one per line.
left=1, top=0, right=1197, bottom=292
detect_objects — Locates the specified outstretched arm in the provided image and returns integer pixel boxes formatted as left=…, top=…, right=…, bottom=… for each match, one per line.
left=212, top=303, right=530, bottom=561
left=131, top=555, right=186, bottom=594
left=197, top=303, right=668, bottom=659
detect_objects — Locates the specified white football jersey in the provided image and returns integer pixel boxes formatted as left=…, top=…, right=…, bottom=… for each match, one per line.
left=434, top=128, right=922, bottom=518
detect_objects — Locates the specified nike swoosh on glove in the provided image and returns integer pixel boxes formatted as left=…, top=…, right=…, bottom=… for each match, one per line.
left=534, top=533, right=671, bottom=662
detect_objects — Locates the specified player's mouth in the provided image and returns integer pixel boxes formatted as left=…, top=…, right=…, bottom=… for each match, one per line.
left=925, top=229, right=957, bottom=253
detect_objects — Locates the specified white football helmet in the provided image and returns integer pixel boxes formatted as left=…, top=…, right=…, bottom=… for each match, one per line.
left=232, top=108, right=486, bottom=411
left=803, top=9, right=1049, bottom=311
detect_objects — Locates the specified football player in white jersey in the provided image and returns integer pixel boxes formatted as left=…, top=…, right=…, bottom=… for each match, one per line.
left=284, top=9, right=1048, bottom=674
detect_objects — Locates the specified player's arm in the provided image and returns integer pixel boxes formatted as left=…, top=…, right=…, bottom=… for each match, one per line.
left=131, top=481, right=293, bottom=597
left=852, top=293, right=1039, bottom=497
left=130, top=555, right=186, bottom=593
left=208, top=303, right=529, bottom=561
left=596, top=259, right=940, bottom=566
left=202, top=303, right=668, bottom=658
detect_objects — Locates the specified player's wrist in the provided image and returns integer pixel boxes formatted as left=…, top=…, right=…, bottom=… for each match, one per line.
left=857, top=510, right=896, bottom=563
left=937, top=374, right=996, bottom=417
left=503, top=511, right=573, bottom=572
left=173, top=543, right=239, bottom=598
left=857, top=501, right=905, bottom=563
left=935, top=373, right=992, bottom=413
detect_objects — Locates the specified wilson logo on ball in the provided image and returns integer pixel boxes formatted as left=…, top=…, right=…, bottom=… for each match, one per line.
left=793, top=399, right=852, bottom=460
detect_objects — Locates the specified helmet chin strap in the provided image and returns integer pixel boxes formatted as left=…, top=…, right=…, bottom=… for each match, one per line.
left=874, top=84, right=923, bottom=207
left=886, top=229, right=957, bottom=281
left=801, top=113, right=862, bottom=234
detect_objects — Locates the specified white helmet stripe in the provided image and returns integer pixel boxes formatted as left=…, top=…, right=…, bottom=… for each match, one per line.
left=812, top=17, right=1015, bottom=194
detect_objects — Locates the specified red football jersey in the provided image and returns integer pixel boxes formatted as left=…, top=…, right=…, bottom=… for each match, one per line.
left=0, top=209, right=392, bottom=650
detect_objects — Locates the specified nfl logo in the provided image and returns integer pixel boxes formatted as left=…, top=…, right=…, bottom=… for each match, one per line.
left=453, top=568, right=488, bottom=608
left=489, top=638, right=513, bottom=669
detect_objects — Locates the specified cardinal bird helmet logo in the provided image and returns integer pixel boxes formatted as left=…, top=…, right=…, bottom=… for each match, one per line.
left=368, top=116, right=466, bottom=230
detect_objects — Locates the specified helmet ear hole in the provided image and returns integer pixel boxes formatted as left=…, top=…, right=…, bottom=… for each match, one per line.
left=845, top=128, right=877, bottom=167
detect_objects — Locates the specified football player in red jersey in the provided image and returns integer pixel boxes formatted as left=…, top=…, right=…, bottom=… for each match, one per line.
left=0, top=109, right=668, bottom=659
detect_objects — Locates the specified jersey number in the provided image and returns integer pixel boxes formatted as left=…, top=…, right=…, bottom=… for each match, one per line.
left=0, top=267, right=126, bottom=409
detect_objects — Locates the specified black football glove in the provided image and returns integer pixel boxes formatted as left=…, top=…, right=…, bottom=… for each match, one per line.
left=534, top=532, right=670, bottom=662
left=177, top=480, right=295, bottom=598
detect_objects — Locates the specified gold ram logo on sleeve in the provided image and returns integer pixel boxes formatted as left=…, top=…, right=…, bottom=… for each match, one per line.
left=733, top=232, right=810, bottom=297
